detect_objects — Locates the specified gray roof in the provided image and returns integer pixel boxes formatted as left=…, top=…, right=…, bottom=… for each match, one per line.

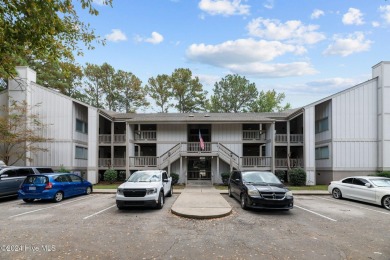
left=99, top=108, right=303, bottom=123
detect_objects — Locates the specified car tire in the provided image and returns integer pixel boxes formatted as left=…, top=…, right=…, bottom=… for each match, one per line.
left=117, top=205, right=125, bottom=210
left=167, top=187, right=173, bottom=197
left=85, top=186, right=92, bottom=195
left=53, top=191, right=63, bottom=203
left=382, top=196, right=390, bottom=210
left=332, top=188, right=342, bottom=199
left=240, top=194, right=248, bottom=210
left=228, top=186, right=233, bottom=197
left=156, top=191, right=164, bottom=209
left=23, top=198, right=34, bottom=203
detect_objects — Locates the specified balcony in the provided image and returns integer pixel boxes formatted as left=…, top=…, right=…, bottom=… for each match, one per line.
left=275, top=134, right=303, bottom=143
left=275, top=158, right=304, bottom=168
left=129, top=156, right=157, bottom=167
left=241, top=157, right=272, bottom=167
left=242, top=130, right=266, bottom=141
left=135, top=130, right=156, bottom=141
left=99, top=134, right=126, bottom=144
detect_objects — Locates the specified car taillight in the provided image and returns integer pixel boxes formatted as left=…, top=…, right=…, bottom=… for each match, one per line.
left=45, top=182, right=53, bottom=190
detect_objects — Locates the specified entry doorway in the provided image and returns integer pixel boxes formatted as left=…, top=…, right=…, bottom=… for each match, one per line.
left=187, top=157, right=211, bottom=180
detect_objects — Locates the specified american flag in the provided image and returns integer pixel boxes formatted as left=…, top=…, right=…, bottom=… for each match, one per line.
left=199, top=130, right=205, bottom=150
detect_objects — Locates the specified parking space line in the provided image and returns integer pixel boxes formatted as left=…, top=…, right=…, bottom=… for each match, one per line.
left=9, top=195, right=96, bottom=218
left=83, top=204, right=116, bottom=220
left=315, top=196, right=390, bottom=216
left=295, top=205, right=337, bottom=222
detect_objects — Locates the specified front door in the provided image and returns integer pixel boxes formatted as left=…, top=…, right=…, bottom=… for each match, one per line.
left=187, top=157, right=211, bottom=180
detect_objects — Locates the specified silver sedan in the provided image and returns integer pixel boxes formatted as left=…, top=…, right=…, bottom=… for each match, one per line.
left=328, top=176, right=390, bottom=210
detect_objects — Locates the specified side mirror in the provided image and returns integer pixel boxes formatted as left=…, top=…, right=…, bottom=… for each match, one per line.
left=365, top=183, right=372, bottom=188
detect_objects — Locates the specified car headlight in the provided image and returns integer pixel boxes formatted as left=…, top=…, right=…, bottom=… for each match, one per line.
left=247, top=189, right=259, bottom=196
left=117, top=188, right=123, bottom=195
left=146, top=188, right=157, bottom=195
left=286, top=190, right=293, bottom=197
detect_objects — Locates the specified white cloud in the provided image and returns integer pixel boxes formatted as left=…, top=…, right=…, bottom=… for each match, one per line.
left=263, top=0, right=274, bottom=9
left=379, top=5, right=390, bottom=24
left=247, top=18, right=326, bottom=45
left=342, top=8, right=364, bottom=25
left=311, top=9, right=324, bottom=19
left=186, top=38, right=316, bottom=77
left=187, top=38, right=306, bottom=66
left=323, top=32, right=372, bottom=57
left=105, top=29, right=127, bottom=42
left=198, top=0, right=250, bottom=16
left=93, top=0, right=106, bottom=6
left=372, top=21, right=380, bottom=27
left=134, top=32, right=164, bottom=44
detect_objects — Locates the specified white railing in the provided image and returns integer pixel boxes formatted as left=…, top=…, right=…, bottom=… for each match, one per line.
left=98, top=158, right=111, bottom=167
left=242, top=130, right=266, bottom=140
left=186, top=142, right=211, bottom=152
left=218, top=143, right=240, bottom=169
left=290, top=134, right=303, bottom=143
left=275, top=158, right=304, bottom=168
left=134, top=131, right=157, bottom=141
left=113, top=158, right=125, bottom=167
left=275, top=134, right=287, bottom=143
left=114, top=134, right=126, bottom=143
left=129, top=156, right=157, bottom=167
left=99, top=135, right=111, bottom=143
left=241, top=157, right=271, bottom=167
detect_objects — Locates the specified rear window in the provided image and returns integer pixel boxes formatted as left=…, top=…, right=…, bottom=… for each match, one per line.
left=24, top=176, right=48, bottom=185
left=36, top=168, right=54, bottom=173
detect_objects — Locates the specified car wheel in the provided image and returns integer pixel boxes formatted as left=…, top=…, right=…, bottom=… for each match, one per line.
left=167, top=187, right=173, bottom=197
left=332, top=188, right=342, bottom=199
left=156, top=192, right=164, bottom=209
left=240, top=194, right=248, bottom=210
left=117, top=205, right=125, bottom=210
left=382, top=196, right=390, bottom=210
left=53, top=192, right=63, bottom=203
left=23, top=198, right=34, bottom=203
left=228, top=186, right=233, bottom=197
left=85, top=186, right=92, bottom=195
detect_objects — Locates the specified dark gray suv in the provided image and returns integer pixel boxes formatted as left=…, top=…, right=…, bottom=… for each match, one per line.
left=0, top=167, right=53, bottom=198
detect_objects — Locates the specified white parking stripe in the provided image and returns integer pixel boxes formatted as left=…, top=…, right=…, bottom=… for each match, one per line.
left=83, top=204, right=116, bottom=220
left=295, top=205, right=337, bottom=222
left=9, top=195, right=95, bottom=218
left=316, top=196, right=390, bottom=216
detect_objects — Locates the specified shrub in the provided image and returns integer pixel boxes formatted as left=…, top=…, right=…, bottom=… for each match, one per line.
left=58, top=164, right=70, bottom=173
left=377, top=171, right=390, bottom=178
left=118, top=171, right=126, bottom=181
left=275, top=170, right=287, bottom=183
left=288, top=168, right=306, bottom=186
left=104, top=168, right=118, bottom=184
left=171, top=172, right=179, bottom=185
left=221, top=172, right=230, bottom=185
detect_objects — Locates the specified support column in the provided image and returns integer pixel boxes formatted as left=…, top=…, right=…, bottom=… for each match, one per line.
left=271, top=122, right=275, bottom=173
left=125, top=123, right=130, bottom=179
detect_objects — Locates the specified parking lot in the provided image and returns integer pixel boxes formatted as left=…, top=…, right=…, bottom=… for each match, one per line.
left=0, top=193, right=389, bottom=260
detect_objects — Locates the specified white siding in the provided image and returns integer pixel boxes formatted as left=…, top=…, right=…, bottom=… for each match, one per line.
left=157, top=124, right=187, bottom=156
left=212, top=124, right=242, bottom=156
left=88, top=107, right=99, bottom=184
left=304, top=107, right=316, bottom=185
left=332, top=79, right=378, bottom=170
left=73, top=102, right=88, bottom=143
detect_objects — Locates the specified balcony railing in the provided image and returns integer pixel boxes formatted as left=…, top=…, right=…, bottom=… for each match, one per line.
left=186, top=142, right=211, bottom=152
left=241, top=157, right=271, bottom=167
left=290, top=134, right=303, bottom=143
left=114, top=134, right=126, bottom=143
left=275, top=158, right=304, bottom=168
left=135, top=130, right=157, bottom=141
left=113, top=158, right=125, bottom=167
left=98, top=158, right=112, bottom=167
left=275, top=134, right=287, bottom=143
left=99, top=135, right=111, bottom=143
left=129, top=156, right=157, bottom=167
left=242, top=130, right=266, bottom=140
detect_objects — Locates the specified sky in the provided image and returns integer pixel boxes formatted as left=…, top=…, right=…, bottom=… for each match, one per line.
left=74, top=0, right=390, bottom=112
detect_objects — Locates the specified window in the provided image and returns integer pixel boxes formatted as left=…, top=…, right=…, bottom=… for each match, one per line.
left=315, top=146, right=329, bottom=160
left=342, top=178, right=353, bottom=184
left=75, top=146, right=88, bottom=160
left=69, top=174, right=82, bottom=183
left=16, top=168, right=33, bottom=177
left=315, top=117, right=329, bottom=134
left=353, top=178, right=367, bottom=186
left=76, top=119, right=88, bottom=134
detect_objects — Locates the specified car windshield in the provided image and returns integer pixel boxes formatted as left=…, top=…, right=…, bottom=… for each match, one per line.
left=370, top=178, right=390, bottom=187
left=242, top=171, right=281, bottom=184
left=127, top=171, right=161, bottom=182
left=24, top=176, right=47, bottom=184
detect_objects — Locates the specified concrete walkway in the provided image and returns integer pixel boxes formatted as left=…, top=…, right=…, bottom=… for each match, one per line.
left=170, top=185, right=232, bottom=219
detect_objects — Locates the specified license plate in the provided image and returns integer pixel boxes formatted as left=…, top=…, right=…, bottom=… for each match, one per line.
left=29, top=186, right=36, bottom=191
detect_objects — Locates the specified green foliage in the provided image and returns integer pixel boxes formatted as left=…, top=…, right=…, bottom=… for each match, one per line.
left=288, top=168, right=307, bottom=186
left=208, top=74, right=258, bottom=113
left=171, top=68, right=207, bottom=113
left=275, top=170, right=287, bottom=183
left=145, top=74, right=173, bottom=113
left=220, top=172, right=230, bottom=185
left=0, top=0, right=112, bottom=79
left=250, top=89, right=291, bottom=112
left=118, top=171, right=126, bottom=181
left=104, top=168, right=118, bottom=184
left=170, top=172, right=179, bottom=184
left=377, top=171, right=390, bottom=178
left=58, top=165, right=70, bottom=173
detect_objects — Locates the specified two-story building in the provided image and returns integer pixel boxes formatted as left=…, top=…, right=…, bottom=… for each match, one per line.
left=1, top=61, right=389, bottom=185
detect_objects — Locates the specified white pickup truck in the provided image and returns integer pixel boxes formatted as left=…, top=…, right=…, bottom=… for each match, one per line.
left=116, top=170, right=173, bottom=210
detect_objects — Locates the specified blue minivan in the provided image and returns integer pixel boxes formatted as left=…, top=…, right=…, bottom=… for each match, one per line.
left=18, top=173, right=93, bottom=203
